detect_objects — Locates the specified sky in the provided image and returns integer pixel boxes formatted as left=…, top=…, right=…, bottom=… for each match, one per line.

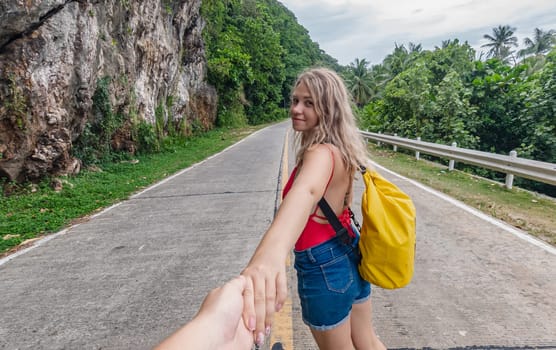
left=279, top=0, right=556, bottom=66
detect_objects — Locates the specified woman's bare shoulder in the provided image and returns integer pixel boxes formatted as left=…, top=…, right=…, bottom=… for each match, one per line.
left=303, top=144, right=335, bottom=164
left=297, top=144, right=332, bottom=173
left=306, top=143, right=339, bottom=155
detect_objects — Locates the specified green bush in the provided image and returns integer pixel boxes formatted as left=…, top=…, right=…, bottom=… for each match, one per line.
left=135, top=121, right=160, bottom=154
left=72, top=77, right=126, bottom=165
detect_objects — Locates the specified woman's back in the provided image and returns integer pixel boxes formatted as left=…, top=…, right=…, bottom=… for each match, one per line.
left=284, top=143, right=353, bottom=251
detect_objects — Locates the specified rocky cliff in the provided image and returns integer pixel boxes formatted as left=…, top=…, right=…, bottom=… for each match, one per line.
left=0, top=0, right=216, bottom=183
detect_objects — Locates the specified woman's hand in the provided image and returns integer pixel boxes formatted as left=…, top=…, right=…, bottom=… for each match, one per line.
left=241, top=253, right=288, bottom=347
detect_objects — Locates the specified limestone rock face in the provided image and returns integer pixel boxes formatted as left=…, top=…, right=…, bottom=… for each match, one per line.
left=0, top=0, right=216, bottom=182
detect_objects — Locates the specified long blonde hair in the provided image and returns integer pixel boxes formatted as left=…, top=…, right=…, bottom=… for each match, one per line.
left=293, top=67, right=370, bottom=175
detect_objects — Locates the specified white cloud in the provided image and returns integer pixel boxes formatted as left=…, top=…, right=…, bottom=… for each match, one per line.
left=280, top=0, right=556, bottom=65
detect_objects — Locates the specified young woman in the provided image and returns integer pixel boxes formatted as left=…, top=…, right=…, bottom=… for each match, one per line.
left=241, top=68, right=386, bottom=349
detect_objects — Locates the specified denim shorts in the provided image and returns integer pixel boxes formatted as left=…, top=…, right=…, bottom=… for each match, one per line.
left=294, top=235, right=371, bottom=331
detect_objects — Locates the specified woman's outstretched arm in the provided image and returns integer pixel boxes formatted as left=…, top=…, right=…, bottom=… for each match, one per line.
left=241, top=145, right=334, bottom=346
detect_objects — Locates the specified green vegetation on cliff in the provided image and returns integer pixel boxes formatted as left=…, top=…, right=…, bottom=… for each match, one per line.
left=201, top=0, right=339, bottom=126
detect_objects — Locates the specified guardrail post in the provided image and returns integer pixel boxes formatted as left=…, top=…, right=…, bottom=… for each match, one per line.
left=448, top=142, right=457, bottom=171
left=393, top=134, right=398, bottom=152
left=505, top=150, right=517, bottom=189
left=416, top=137, right=421, bottom=160
left=377, top=132, right=382, bottom=147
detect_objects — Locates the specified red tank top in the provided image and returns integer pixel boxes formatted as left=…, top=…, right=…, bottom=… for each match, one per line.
left=283, top=150, right=353, bottom=251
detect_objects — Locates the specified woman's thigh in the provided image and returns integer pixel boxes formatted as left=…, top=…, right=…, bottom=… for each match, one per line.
left=310, top=299, right=383, bottom=350
left=350, top=298, right=374, bottom=348
left=351, top=299, right=387, bottom=350
left=310, top=320, right=353, bottom=350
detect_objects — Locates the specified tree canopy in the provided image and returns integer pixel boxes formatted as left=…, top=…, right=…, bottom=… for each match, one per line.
left=354, top=28, right=555, bottom=195
left=200, top=2, right=554, bottom=194
left=200, top=0, right=339, bottom=126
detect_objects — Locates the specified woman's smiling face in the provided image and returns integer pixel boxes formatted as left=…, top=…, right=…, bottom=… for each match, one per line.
left=290, top=81, right=319, bottom=132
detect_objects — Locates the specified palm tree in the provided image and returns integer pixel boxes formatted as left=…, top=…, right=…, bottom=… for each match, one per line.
left=383, top=43, right=411, bottom=76
left=368, top=64, right=391, bottom=98
left=481, top=25, right=518, bottom=62
left=520, top=55, right=547, bottom=75
left=408, top=42, right=422, bottom=54
left=518, top=28, right=556, bottom=58
left=438, top=39, right=456, bottom=49
left=345, top=58, right=375, bottom=107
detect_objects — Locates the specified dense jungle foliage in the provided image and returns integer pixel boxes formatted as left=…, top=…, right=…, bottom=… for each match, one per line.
left=348, top=40, right=555, bottom=195
left=353, top=43, right=555, bottom=165
left=200, top=2, right=554, bottom=195
left=200, top=0, right=340, bottom=127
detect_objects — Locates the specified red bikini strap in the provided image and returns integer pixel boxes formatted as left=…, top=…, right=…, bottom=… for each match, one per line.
left=311, top=144, right=335, bottom=215
left=323, top=144, right=335, bottom=190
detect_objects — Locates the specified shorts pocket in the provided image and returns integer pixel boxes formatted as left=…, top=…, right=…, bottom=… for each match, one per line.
left=320, top=255, right=353, bottom=293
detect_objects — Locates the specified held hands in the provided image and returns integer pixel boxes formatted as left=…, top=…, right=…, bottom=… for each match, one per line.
left=154, top=276, right=254, bottom=350
left=197, top=276, right=254, bottom=349
left=241, top=253, right=288, bottom=347
left=154, top=263, right=289, bottom=350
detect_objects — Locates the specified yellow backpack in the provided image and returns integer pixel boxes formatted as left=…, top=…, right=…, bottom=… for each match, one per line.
left=357, top=167, right=416, bottom=289
left=318, top=166, right=416, bottom=289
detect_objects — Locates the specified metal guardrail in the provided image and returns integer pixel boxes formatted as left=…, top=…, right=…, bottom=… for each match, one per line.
left=360, top=131, right=556, bottom=188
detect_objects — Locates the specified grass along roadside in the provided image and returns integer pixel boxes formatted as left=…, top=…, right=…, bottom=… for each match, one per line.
left=2, top=127, right=554, bottom=257
left=0, top=125, right=265, bottom=256
left=367, top=144, right=556, bottom=246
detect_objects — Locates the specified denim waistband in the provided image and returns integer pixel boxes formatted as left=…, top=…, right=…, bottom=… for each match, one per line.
left=294, top=235, right=353, bottom=264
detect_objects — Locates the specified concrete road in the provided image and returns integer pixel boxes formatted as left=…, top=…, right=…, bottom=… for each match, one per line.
left=357, top=165, right=556, bottom=350
left=1, top=121, right=555, bottom=349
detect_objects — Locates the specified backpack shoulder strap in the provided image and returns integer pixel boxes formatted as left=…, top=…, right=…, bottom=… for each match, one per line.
left=317, top=197, right=353, bottom=245
left=317, top=197, right=344, bottom=233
